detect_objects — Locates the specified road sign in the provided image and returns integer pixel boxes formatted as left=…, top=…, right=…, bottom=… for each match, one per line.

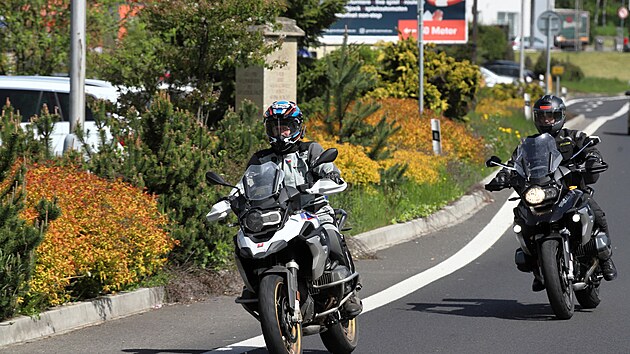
left=619, top=6, right=629, bottom=20
left=537, top=10, right=561, bottom=36
left=551, top=65, right=564, bottom=76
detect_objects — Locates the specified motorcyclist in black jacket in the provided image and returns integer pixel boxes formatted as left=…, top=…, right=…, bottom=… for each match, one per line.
left=245, top=100, right=362, bottom=317
left=485, top=95, right=617, bottom=291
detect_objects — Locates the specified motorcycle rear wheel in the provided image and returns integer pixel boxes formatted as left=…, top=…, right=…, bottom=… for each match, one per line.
left=540, top=239, right=574, bottom=320
left=259, top=274, right=302, bottom=354
left=320, top=318, right=358, bottom=354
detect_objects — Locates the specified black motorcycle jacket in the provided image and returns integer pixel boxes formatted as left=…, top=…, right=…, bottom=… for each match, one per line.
left=491, top=129, right=605, bottom=190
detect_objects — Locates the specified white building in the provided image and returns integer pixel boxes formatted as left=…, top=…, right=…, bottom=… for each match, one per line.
left=466, top=0, right=555, bottom=43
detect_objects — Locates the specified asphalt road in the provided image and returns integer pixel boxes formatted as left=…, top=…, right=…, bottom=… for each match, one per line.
left=2, top=96, right=629, bottom=354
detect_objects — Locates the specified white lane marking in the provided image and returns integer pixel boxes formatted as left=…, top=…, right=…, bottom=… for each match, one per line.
left=583, top=102, right=629, bottom=135
left=565, top=95, right=628, bottom=107
left=206, top=105, right=628, bottom=353
left=361, top=196, right=519, bottom=311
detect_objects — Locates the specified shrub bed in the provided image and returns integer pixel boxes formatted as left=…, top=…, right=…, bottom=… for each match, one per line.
left=19, top=163, right=176, bottom=308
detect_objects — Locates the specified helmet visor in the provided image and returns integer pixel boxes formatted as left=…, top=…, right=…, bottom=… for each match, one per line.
left=265, top=117, right=301, bottom=140
left=534, top=109, right=563, bottom=127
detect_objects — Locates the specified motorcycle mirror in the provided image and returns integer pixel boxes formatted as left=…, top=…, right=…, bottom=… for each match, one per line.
left=205, top=171, right=234, bottom=188
left=587, top=161, right=609, bottom=174
left=312, top=148, right=338, bottom=169
left=570, top=135, right=601, bottom=161
left=587, top=136, right=601, bottom=146
left=485, top=156, right=502, bottom=168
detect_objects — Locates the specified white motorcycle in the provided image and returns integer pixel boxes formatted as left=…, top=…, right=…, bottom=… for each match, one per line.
left=206, top=148, right=360, bottom=354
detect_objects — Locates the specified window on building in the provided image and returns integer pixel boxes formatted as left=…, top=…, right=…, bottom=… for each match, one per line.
left=497, top=12, right=518, bottom=38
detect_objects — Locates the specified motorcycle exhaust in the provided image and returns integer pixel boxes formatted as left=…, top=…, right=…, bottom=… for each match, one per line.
left=572, top=258, right=600, bottom=291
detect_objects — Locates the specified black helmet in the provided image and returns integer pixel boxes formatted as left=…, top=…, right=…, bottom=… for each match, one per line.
left=263, top=100, right=304, bottom=153
left=533, top=95, right=566, bottom=136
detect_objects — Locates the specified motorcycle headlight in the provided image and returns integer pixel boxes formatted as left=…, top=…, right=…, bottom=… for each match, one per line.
left=524, top=186, right=546, bottom=205
left=243, top=210, right=282, bottom=233
left=524, top=186, right=558, bottom=205
left=244, top=210, right=264, bottom=232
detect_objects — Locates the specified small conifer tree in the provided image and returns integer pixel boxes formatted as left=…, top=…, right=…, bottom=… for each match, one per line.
left=0, top=106, right=44, bottom=321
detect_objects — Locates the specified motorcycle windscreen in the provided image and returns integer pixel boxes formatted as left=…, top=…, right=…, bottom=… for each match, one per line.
left=514, top=133, right=562, bottom=180
left=241, top=161, right=285, bottom=201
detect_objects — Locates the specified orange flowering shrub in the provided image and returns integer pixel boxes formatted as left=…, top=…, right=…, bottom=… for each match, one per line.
left=305, top=98, right=487, bottom=186
left=366, top=98, right=486, bottom=164
left=20, top=164, right=176, bottom=305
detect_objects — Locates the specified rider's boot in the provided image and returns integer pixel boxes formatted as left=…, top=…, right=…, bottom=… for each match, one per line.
left=532, top=269, right=545, bottom=292
left=600, top=257, right=617, bottom=281
left=532, top=278, right=545, bottom=292
left=343, top=293, right=363, bottom=318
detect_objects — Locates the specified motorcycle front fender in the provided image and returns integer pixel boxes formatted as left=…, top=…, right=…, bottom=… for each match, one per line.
left=262, top=265, right=298, bottom=316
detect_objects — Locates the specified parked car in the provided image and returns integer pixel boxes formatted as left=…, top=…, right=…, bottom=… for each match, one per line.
left=0, top=75, right=120, bottom=156
left=480, top=67, right=517, bottom=87
left=482, top=60, right=537, bottom=83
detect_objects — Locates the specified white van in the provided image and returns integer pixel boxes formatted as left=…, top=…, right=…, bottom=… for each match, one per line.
left=0, top=75, right=120, bottom=156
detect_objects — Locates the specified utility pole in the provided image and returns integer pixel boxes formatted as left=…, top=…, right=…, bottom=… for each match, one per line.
left=417, top=0, right=424, bottom=114
left=519, top=0, right=526, bottom=83
left=574, top=0, right=579, bottom=52
left=65, top=0, right=86, bottom=154
left=472, top=0, right=478, bottom=64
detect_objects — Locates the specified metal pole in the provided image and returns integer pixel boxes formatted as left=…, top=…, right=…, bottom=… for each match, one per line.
left=546, top=17, right=552, bottom=94
left=417, top=0, right=424, bottom=115
left=626, top=90, right=630, bottom=135
left=472, top=0, right=478, bottom=64
left=519, top=0, right=526, bottom=83
left=65, top=0, right=86, bottom=154
left=555, top=75, right=560, bottom=96
left=575, top=0, right=579, bottom=52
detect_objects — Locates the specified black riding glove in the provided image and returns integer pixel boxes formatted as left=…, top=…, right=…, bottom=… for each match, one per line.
left=485, top=170, right=510, bottom=191
left=325, top=171, right=343, bottom=184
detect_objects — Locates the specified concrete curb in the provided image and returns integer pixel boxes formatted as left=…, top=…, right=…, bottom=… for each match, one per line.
left=0, top=287, right=164, bottom=347
left=347, top=188, right=493, bottom=256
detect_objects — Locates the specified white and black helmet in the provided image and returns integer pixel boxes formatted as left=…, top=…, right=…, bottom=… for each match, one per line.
left=263, top=100, right=304, bottom=153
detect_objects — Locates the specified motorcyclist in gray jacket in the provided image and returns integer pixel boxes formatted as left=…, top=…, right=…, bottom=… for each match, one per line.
left=245, top=100, right=362, bottom=317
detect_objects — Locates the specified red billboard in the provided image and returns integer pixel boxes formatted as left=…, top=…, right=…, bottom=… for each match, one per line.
left=323, top=0, right=467, bottom=45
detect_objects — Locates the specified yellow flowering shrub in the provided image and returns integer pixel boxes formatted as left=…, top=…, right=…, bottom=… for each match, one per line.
left=305, top=131, right=381, bottom=186
left=20, top=163, right=177, bottom=305
left=379, top=150, right=443, bottom=185
left=475, top=97, right=523, bottom=118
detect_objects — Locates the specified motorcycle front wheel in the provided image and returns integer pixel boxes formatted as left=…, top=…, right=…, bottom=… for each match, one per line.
left=540, top=239, right=574, bottom=319
left=320, top=317, right=358, bottom=354
left=259, top=274, right=302, bottom=354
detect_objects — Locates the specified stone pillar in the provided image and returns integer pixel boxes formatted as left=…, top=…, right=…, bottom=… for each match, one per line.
left=235, top=17, right=305, bottom=114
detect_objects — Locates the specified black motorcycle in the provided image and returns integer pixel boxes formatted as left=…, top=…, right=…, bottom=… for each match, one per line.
left=485, top=133, right=609, bottom=319
left=206, top=148, right=360, bottom=353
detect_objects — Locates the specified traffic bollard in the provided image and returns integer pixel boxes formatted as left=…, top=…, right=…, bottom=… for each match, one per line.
left=626, top=90, right=630, bottom=135
left=431, top=119, right=442, bottom=155
left=524, top=93, right=531, bottom=120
